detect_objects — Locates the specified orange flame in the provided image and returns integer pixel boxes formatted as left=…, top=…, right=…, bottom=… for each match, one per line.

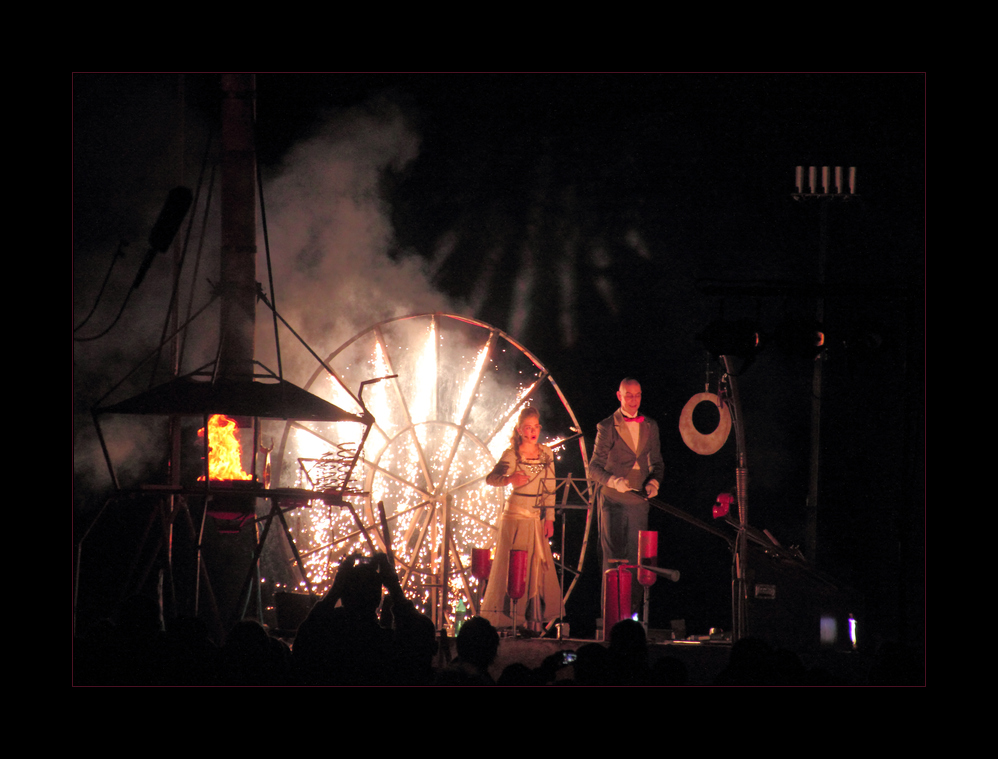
left=198, top=414, right=252, bottom=481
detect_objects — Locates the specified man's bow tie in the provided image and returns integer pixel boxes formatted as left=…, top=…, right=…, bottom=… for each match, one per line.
left=624, top=415, right=645, bottom=423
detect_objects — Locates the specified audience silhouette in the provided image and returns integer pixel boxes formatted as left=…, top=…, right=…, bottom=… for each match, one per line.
left=75, top=571, right=916, bottom=685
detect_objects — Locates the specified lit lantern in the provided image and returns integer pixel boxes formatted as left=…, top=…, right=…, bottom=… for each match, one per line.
left=198, top=414, right=252, bottom=481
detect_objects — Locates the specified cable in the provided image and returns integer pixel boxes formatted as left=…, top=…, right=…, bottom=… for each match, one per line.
left=73, top=239, right=128, bottom=333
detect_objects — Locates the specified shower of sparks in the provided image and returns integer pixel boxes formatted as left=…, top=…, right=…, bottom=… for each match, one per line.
left=275, top=315, right=579, bottom=630
left=326, top=374, right=363, bottom=416
left=457, top=341, right=490, bottom=424
left=410, top=321, right=437, bottom=425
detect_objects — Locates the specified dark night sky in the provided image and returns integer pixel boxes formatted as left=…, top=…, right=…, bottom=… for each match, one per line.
left=73, top=73, right=924, bottom=646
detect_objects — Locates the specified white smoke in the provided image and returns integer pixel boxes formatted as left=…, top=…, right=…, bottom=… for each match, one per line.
left=254, top=98, right=452, bottom=385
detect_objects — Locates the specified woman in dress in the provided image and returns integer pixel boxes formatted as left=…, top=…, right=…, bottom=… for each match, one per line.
left=480, top=406, right=562, bottom=633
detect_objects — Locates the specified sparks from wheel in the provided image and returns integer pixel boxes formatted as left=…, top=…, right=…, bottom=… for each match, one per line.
left=273, top=314, right=586, bottom=630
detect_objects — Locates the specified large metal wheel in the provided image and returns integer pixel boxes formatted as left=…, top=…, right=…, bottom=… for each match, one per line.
left=272, top=313, right=590, bottom=630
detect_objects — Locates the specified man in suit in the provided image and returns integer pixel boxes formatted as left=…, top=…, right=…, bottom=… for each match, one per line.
left=589, top=378, right=664, bottom=579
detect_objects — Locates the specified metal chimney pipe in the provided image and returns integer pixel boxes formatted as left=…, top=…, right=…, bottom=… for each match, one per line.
left=219, top=74, right=257, bottom=380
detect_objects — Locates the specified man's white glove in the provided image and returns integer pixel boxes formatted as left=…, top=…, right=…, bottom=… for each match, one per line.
left=609, top=476, right=631, bottom=493
left=645, top=480, right=660, bottom=499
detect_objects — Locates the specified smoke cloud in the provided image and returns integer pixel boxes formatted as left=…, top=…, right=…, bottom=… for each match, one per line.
left=75, top=89, right=457, bottom=494
left=255, top=99, right=453, bottom=384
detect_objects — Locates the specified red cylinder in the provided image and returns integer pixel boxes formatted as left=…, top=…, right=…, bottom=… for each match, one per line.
left=603, top=567, right=632, bottom=633
left=472, top=548, right=492, bottom=580
left=638, top=530, right=658, bottom=587
left=507, top=549, right=527, bottom=599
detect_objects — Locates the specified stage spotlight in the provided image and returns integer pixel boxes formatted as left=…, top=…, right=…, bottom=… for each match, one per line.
left=696, top=319, right=761, bottom=360
left=774, top=318, right=826, bottom=360
left=713, top=492, right=735, bottom=519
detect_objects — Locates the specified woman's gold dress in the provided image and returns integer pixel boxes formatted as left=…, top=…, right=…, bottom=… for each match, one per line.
left=480, top=444, right=562, bottom=628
